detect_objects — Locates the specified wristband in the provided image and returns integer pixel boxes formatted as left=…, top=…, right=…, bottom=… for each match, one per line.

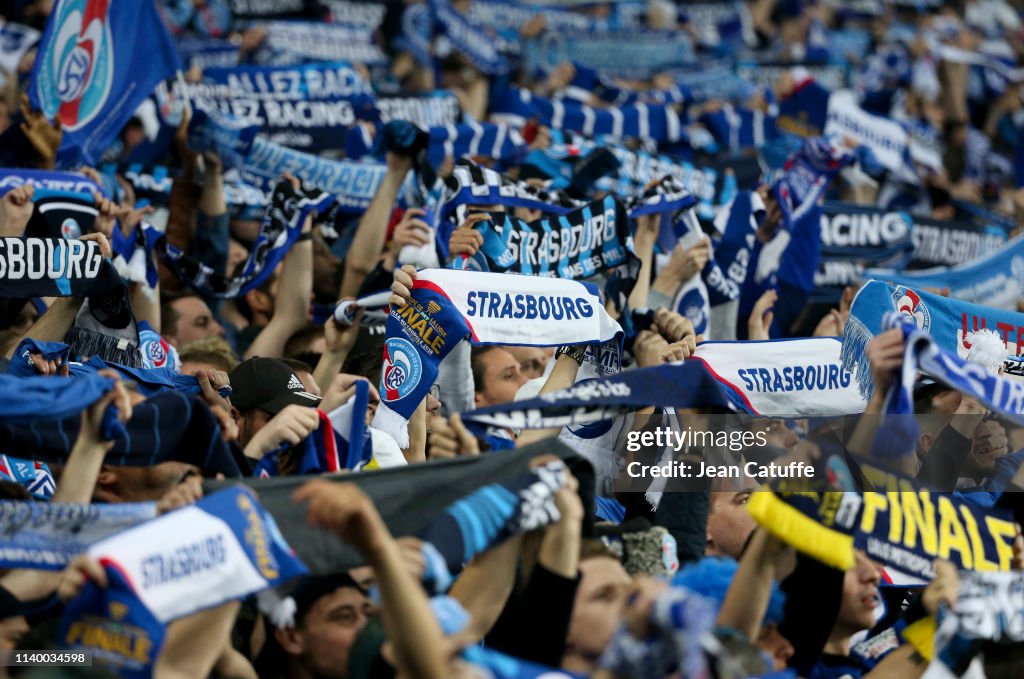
left=296, top=232, right=312, bottom=242
left=556, top=344, right=587, bottom=366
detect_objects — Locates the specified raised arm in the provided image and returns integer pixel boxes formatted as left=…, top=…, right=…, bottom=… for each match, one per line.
left=339, top=153, right=413, bottom=298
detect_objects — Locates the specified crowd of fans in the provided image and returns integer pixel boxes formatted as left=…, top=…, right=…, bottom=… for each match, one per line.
left=1, top=0, right=1024, bottom=678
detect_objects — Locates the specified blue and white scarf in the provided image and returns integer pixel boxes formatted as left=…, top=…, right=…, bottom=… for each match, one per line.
left=916, top=571, right=1024, bottom=678
left=326, top=1, right=387, bottom=29
left=104, top=163, right=268, bottom=220
left=669, top=59, right=753, bottom=103
left=883, top=313, right=1024, bottom=429
left=909, top=215, right=1007, bottom=269
left=192, top=87, right=357, bottom=152
left=373, top=268, right=622, bottom=446
left=195, top=62, right=375, bottom=152
left=465, top=0, right=615, bottom=34
left=452, top=195, right=635, bottom=280
left=242, top=137, right=387, bottom=214
left=492, top=87, right=683, bottom=144
left=842, top=280, right=1024, bottom=398
left=187, top=100, right=259, bottom=170
left=0, top=500, right=156, bottom=570
left=536, top=134, right=720, bottom=219
left=417, top=459, right=565, bottom=592
left=824, top=90, right=916, bottom=180
left=174, top=35, right=239, bottom=71
left=692, top=338, right=867, bottom=417
left=58, top=486, right=306, bottom=679
left=737, top=60, right=849, bottom=92
left=203, top=61, right=373, bottom=100
left=865, top=234, right=1024, bottom=311
left=346, top=123, right=526, bottom=166
left=375, top=92, right=462, bottom=128
left=680, top=1, right=752, bottom=48
left=699, top=103, right=779, bottom=153
left=428, top=0, right=517, bottom=76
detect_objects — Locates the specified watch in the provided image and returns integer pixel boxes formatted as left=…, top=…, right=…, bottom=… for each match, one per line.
left=555, top=344, right=587, bottom=366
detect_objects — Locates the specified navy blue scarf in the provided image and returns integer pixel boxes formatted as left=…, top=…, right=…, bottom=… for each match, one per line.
left=453, top=195, right=636, bottom=280
left=462, top=360, right=743, bottom=431
left=0, top=390, right=241, bottom=477
left=813, top=202, right=915, bottom=305
left=909, top=215, right=1007, bottom=269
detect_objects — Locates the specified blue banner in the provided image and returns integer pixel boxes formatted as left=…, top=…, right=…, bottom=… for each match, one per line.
left=194, top=63, right=375, bottom=152
left=29, top=0, right=181, bottom=167
left=813, top=203, right=915, bottom=304
left=909, top=215, right=1007, bottom=269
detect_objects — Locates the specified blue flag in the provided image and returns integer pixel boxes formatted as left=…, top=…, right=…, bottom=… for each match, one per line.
left=29, top=0, right=181, bottom=167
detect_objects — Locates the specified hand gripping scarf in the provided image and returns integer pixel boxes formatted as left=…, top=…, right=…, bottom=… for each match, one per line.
left=0, top=237, right=141, bottom=368
left=57, top=486, right=306, bottom=679
left=461, top=360, right=744, bottom=432
left=451, top=196, right=640, bottom=313
left=371, top=269, right=622, bottom=447
left=842, top=280, right=1024, bottom=399
left=903, top=571, right=1024, bottom=678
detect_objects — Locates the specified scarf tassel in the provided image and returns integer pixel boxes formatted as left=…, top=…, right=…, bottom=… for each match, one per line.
left=840, top=315, right=876, bottom=401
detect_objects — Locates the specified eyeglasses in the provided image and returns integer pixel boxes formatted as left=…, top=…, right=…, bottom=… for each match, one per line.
left=429, top=384, right=441, bottom=401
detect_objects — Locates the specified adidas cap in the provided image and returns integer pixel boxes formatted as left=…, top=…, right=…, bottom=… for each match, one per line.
left=228, top=357, right=321, bottom=415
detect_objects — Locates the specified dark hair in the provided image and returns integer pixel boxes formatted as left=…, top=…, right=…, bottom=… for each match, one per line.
left=342, top=350, right=384, bottom=386
left=280, top=357, right=313, bottom=376
left=160, top=290, right=207, bottom=338
left=232, top=259, right=275, bottom=324
left=284, top=325, right=325, bottom=360
left=471, top=346, right=499, bottom=393
left=0, top=480, right=30, bottom=500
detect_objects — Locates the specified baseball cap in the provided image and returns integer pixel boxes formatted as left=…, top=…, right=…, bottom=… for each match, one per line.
left=228, top=357, right=321, bottom=415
